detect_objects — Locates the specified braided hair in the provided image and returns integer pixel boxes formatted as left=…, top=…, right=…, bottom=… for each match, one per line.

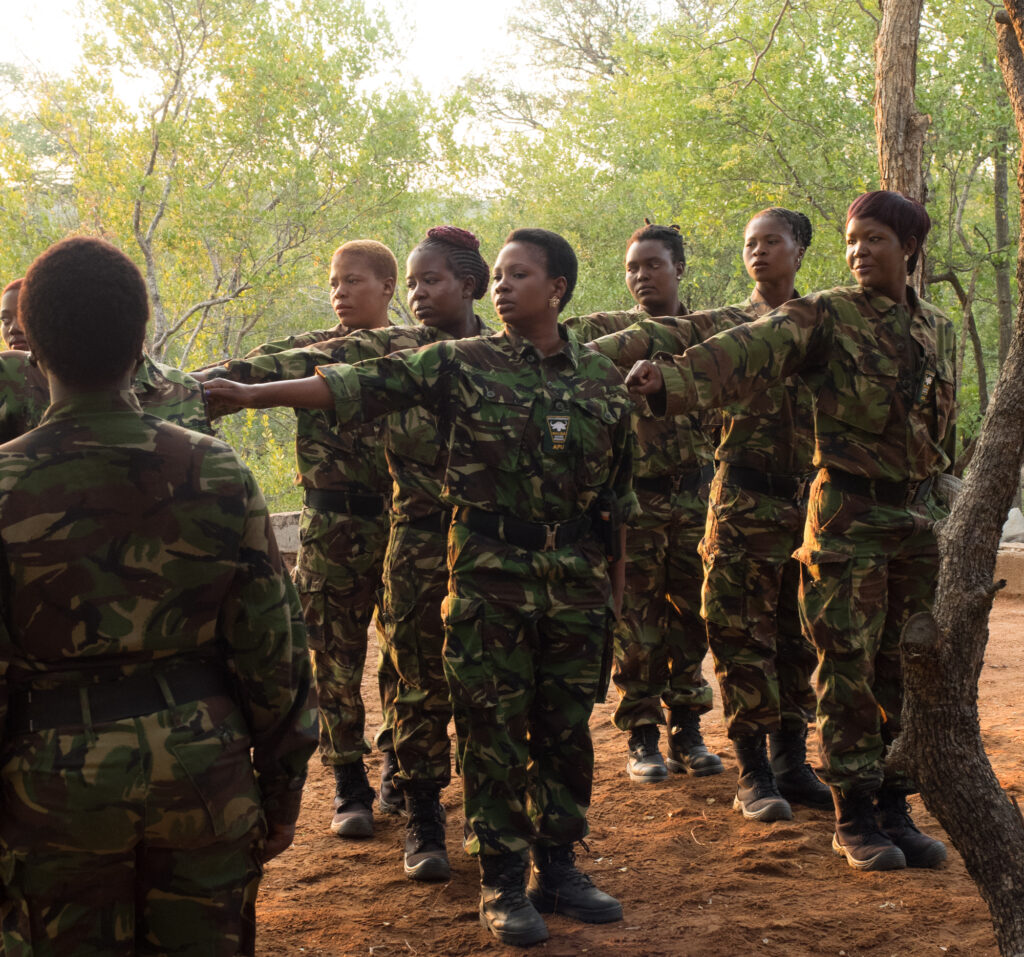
left=415, top=226, right=490, bottom=300
left=754, top=208, right=813, bottom=251
left=627, top=219, right=685, bottom=268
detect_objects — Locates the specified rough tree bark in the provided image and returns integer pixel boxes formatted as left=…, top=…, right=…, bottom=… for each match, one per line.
left=886, top=8, right=1024, bottom=955
left=994, top=128, right=1015, bottom=367
left=874, top=0, right=930, bottom=290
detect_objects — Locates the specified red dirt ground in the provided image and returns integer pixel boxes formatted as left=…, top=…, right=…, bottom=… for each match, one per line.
left=256, top=595, right=1024, bottom=957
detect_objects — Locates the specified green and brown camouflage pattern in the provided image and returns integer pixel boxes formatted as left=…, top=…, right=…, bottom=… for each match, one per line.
left=0, top=390, right=317, bottom=955
left=0, top=352, right=212, bottom=443
left=321, top=326, right=635, bottom=855
left=657, top=286, right=957, bottom=482
left=376, top=522, right=452, bottom=789
left=612, top=484, right=713, bottom=730
left=797, top=472, right=946, bottom=792
left=443, top=521, right=611, bottom=856
left=702, top=468, right=816, bottom=737
left=565, top=311, right=713, bottom=730
left=320, top=325, right=638, bottom=524
left=204, top=322, right=401, bottom=765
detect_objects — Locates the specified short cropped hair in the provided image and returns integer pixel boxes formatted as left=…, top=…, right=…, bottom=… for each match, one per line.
left=504, top=228, right=578, bottom=311
left=333, top=240, right=398, bottom=283
left=846, top=191, right=930, bottom=273
left=753, top=208, right=813, bottom=250
left=416, top=226, right=490, bottom=300
left=2, top=278, right=23, bottom=297
left=21, top=237, right=148, bottom=389
left=627, top=222, right=685, bottom=268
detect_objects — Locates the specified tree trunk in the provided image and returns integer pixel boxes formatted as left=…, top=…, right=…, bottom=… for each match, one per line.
left=995, top=127, right=1015, bottom=368
left=874, top=0, right=930, bottom=290
left=887, top=9, right=1024, bottom=955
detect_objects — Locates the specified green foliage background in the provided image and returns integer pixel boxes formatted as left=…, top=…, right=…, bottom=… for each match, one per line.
left=0, top=0, right=1016, bottom=506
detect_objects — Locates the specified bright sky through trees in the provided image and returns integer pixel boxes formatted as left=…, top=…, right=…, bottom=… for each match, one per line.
left=7, top=0, right=528, bottom=94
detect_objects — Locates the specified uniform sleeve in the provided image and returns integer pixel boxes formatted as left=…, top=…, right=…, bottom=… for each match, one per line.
left=591, top=318, right=697, bottom=368
left=609, top=413, right=640, bottom=524
left=218, top=468, right=318, bottom=818
left=316, top=341, right=453, bottom=426
left=658, top=297, right=831, bottom=417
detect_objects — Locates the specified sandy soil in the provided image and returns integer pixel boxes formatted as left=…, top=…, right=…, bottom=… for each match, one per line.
left=256, top=596, right=1024, bottom=957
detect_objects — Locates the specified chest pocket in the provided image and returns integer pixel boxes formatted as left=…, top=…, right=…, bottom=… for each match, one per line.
left=568, top=393, right=619, bottom=488
left=815, top=330, right=900, bottom=436
left=456, top=372, right=531, bottom=472
left=386, top=407, right=443, bottom=467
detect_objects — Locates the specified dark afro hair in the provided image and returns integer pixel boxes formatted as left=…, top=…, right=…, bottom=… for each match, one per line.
left=752, top=208, right=813, bottom=250
left=504, top=228, right=578, bottom=311
left=21, top=237, right=148, bottom=389
left=415, top=226, right=490, bottom=300
left=846, top=191, right=931, bottom=273
left=627, top=220, right=685, bottom=268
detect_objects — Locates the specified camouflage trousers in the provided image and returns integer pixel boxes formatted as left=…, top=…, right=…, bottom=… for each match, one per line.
left=612, top=484, right=713, bottom=731
left=293, top=504, right=394, bottom=766
left=795, top=473, right=946, bottom=794
left=700, top=467, right=817, bottom=738
left=375, top=520, right=453, bottom=790
left=0, top=696, right=264, bottom=957
left=443, top=523, right=610, bottom=857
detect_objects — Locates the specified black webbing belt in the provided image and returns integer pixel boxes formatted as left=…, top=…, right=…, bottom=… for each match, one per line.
left=823, top=468, right=935, bottom=507
left=720, top=464, right=814, bottom=501
left=453, top=506, right=592, bottom=552
left=634, top=463, right=715, bottom=495
left=304, top=487, right=387, bottom=516
left=7, top=660, right=230, bottom=733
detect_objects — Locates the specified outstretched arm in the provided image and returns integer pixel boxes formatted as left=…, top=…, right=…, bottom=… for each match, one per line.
left=202, top=375, right=334, bottom=412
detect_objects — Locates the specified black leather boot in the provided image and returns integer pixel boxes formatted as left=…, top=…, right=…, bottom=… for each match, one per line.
left=626, top=723, right=669, bottom=782
left=378, top=749, right=404, bottom=816
left=666, top=708, right=724, bottom=776
left=769, top=722, right=832, bottom=809
left=831, top=786, right=906, bottom=871
left=479, top=852, right=549, bottom=947
left=732, top=733, right=792, bottom=821
left=330, top=760, right=375, bottom=838
left=404, top=786, right=450, bottom=881
left=527, top=844, right=623, bottom=923
left=876, top=787, right=947, bottom=868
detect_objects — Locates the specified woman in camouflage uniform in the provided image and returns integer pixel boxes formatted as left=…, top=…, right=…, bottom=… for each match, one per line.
left=628, top=191, right=953, bottom=873
left=0, top=237, right=317, bottom=956
left=206, top=228, right=636, bottom=948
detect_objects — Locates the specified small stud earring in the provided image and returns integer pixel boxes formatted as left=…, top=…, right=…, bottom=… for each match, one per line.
left=904, top=254, right=909, bottom=262
left=549, top=295, right=560, bottom=308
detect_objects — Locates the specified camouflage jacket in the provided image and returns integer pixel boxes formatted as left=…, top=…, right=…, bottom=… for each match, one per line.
left=0, top=352, right=212, bottom=441
left=208, top=323, right=392, bottom=495
left=564, top=310, right=714, bottom=479
left=594, top=292, right=815, bottom=476
left=656, top=286, right=957, bottom=482
left=0, top=391, right=318, bottom=799
left=318, top=325, right=639, bottom=525
left=207, top=319, right=488, bottom=521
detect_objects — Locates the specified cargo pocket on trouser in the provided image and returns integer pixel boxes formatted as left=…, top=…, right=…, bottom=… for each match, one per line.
left=293, top=570, right=328, bottom=652
left=161, top=705, right=263, bottom=847
left=440, top=597, right=493, bottom=711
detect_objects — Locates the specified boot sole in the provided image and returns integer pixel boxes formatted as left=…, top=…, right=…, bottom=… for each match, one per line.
left=732, top=794, right=793, bottom=822
left=666, top=757, right=724, bottom=777
left=330, top=814, right=374, bottom=838
left=627, top=765, right=670, bottom=783
left=527, top=890, right=624, bottom=924
left=832, top=834, right=907, bottom=871
left=478, top=912, right=549, bottom=947
left=404, top=855, right=451, bottom=881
